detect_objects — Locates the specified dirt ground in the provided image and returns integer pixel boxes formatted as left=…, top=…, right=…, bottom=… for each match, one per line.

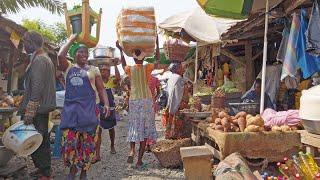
left=26, top=114, right=185, bottom=180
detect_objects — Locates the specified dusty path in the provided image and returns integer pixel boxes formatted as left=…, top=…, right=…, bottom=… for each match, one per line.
left=27, top=114, right=184, bottom=180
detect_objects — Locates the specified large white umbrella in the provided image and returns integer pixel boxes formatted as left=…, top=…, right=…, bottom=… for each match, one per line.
left=158, top=7, right=242, bottom=44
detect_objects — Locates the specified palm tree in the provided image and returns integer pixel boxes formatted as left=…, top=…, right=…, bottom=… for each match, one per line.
left=0, top=0, right=63, bottom=15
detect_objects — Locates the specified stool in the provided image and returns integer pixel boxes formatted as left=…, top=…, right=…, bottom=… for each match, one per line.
left=51, top=125, right=62, bottom=159
left=299, top=130, right=320, bottom=158
left=180, top=146, right=213, bottom=180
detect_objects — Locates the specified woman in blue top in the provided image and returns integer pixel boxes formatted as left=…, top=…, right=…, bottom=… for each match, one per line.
left=57, top=34, right=110, bottom=180
left=242, top=78, right=274, bottom=110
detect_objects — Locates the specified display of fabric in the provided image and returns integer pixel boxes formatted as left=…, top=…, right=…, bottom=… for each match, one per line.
left=281, top=13, right=300, bottom=81
left=261, top=108, right=300, bottom=127
left=276, top=26, right=289, bottom=62
left=297, top=10, right=320, bottom=79
left=306, top=0, right=320, bottom=56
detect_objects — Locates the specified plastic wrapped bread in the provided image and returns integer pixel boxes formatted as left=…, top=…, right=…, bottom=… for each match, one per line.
left=116, top=6, right=157, bottom=57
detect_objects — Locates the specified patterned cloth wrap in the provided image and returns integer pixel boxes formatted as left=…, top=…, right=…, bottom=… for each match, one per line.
left=61, top=129, right=98, bottom=171
left=127, top=98, right=157, bottom=143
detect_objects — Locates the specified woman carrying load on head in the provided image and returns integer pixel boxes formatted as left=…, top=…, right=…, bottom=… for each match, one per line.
left=57, top=34, right=110, bottom=180
left=162, top=62, right=191, bottom=139
left=116, top=36, right=167, bottom=168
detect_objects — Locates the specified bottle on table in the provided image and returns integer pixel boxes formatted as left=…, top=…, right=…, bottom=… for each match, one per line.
left=284, top=157, right=303, bottom=178
left=293, top=155, right=313, bottom=179
left=299, top=152, right=315, bottom=177
left=305, top=152, right=319, bottom=175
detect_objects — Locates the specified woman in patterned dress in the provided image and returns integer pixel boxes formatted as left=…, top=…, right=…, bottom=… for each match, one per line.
left=57, top=34, right=110, bottom=180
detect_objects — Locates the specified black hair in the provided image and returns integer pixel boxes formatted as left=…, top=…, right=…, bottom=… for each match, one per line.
left=134, top=49, right=142, bottom=56
left=255, top=78, right=262, bottom=86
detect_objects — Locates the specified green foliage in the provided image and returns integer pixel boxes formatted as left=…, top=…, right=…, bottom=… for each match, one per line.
left=22, top=19, right=67, bottom=46
left=0, top=0, right=63, bottom=15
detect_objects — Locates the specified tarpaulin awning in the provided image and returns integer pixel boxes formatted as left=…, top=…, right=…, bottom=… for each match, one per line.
left=196, top=0, right=283, bottom=18
left=158, top=8, right=243, bottom=43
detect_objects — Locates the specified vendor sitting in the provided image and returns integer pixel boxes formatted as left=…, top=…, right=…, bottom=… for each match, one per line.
left=242, top=78, right=274, bottom=109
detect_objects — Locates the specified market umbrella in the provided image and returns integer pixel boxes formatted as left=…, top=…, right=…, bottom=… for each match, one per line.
left=158, top=8, right=242, bottom=44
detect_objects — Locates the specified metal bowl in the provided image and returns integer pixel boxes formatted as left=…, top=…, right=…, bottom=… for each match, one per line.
left=93, top=47, right=115, bottom=58
left=0, top=142, right=14, bottom=167
left=301, top=119, right=320, bottom=135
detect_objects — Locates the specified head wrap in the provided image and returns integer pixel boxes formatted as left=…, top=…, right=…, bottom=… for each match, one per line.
left=68, top=43, right=88, bottom=59
left=168, top=62, right=182, bottom=74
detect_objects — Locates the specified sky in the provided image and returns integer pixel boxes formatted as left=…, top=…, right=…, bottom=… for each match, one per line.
left=6, top=0, right=198, bottom=74
left=7, top=0, right=198, bottom=48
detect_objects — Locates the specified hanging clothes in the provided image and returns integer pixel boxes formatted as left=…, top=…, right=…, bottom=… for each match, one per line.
left=297, top=10, right=320, bottom=79
left=306, top=0, right=320, bottom=56
left=276, top=20, right=290, bottom=62
left=281, top=13, right=300, bottom=81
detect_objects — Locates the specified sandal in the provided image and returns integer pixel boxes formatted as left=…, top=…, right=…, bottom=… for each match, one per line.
left=110, top=150, right=117, bottom=154
left=127, top=156, right=134, bottom=164
left=135, top=162, right=148, bottom=170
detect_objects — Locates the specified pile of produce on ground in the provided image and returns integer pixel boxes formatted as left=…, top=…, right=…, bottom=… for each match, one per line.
left=116, top=6, right=157, bottom=57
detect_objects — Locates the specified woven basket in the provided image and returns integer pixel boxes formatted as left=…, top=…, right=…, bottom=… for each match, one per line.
left=212, top=96, right=226, bottom=109
left=151, top=138, right=191, bottom=168
left=163, top=39, right=189, bottom=62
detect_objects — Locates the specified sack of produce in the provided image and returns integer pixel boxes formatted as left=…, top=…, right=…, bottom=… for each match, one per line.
left=163, top=38, right=189, bottom=62
left=116, top=6, right=157, bottom=57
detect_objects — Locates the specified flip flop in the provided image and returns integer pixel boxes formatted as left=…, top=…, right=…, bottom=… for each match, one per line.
left=135, top=162, right=148, bottom=170
left=127, top=156, right=134, bottom=164
left=110, top=150, right=117, bottom=154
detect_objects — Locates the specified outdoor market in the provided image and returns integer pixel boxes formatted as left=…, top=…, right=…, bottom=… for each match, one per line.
left=1, top=0, right=320, bottom=179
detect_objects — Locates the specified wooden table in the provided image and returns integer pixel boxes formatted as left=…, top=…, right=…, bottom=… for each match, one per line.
left=192, top=122, right=301, bottom=163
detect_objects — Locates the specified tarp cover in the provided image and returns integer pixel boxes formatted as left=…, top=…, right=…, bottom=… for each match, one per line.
left=158, top=8, right=242, bottom=43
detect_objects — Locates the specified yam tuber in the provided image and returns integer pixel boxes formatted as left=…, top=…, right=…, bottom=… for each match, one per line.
left=221, top=117, right=231, bottom=132
left=271, top=126, right=282, bottom=131
left=280, top=125, right=291, bottom=132
left=290, top=126, right=298, bottom=131
left=259, top=127, right=265, bottom=132
left=215, top=125, right=224, bottom=131
left=218, top=111, right=229, bottom=119
left=215, top=118, right=222, bottom=125
left=235, top=111, right=247, bottom=119
left=244, top=125, right=261, bottom=132
left=237, top=117, right=246, bottom=132
left=246, top=115, right=264, bottom=127
left=246, top=114, right=253, bottom=120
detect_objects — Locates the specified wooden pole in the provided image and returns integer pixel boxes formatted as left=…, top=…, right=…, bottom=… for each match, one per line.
left=245, top=41, right=253, bottom=90
left=260, top=0, right=269, bottom=114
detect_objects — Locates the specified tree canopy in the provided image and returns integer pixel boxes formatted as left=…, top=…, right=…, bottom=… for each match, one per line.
left=0, top=0, right=63, bottom=15
left=22, top=19, right=67, bottom=46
